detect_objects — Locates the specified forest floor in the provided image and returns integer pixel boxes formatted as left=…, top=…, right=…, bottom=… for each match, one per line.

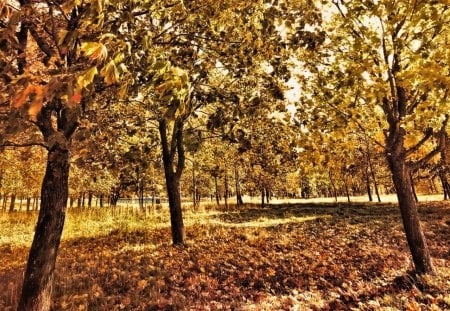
left=0, top=200, right=449, bottom=310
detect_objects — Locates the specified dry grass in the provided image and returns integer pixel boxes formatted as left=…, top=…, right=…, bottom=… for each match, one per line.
left=0, top=199, right=449, bottom=310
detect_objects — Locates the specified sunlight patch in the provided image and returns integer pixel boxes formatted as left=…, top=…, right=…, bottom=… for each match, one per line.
left=208, top=215, right=329, bottom=228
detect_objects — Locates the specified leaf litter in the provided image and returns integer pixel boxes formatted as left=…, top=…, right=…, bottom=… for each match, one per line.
left=0, top=201, right=449, bottom=310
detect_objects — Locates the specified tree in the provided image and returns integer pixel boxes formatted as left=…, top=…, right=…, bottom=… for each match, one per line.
left=316, top=0, right=450, bottom=274
left=0, top=1, right=127, bottom=308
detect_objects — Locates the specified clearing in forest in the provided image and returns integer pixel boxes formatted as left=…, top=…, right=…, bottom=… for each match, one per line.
left=0, top=201, right=449, bottom=310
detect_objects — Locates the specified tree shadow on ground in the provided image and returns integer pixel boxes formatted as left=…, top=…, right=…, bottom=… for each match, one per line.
left=0, top=202, right=448, bottom=310
left=213, top=202, right=402, bottom=225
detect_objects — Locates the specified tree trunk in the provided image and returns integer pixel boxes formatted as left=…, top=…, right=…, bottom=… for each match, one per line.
left=265, top=188, right=270, bottom=204
left=214, top=175, right=220, bottom=207
left=366, top=174, right=373, bottom=202
left=164, top=173, right=185, bottom=244
left=328, top=171, right=338, bottom=202
left=2, top=193, right=7, bottom=210
left=439, top=172, right=450, bottom=200
left=110, top=186, right=121, bottom=207
left=224, top=163, right=229, bottom=210
left=344, top=176, right=351, bottom=203
left=88, top=191, right=93, bottom=208
left=410, top=172, right=419, bottom=203
left=261, top=188, right=265, bottom=208
left=18, top=134, right=70, bottom=310
left=159, top=118, right=185, bottom=245
left=9, top=193, right=16, bottom=212
left=366, top=140, right=381, bottom=202
left=26, top=197, right=31, bottom=212
left=427, top=178, right=436, bottom=194
left=234, top=164, right=244, bottom=206
left=33, top=196, right=38, bottom=211
left=387, top=152, right=434, bottom=274
left=192, top=161, right=198, bottom=209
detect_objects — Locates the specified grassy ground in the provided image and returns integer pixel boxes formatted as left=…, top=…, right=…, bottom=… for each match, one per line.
left=0, top=200, right=449, bottom=310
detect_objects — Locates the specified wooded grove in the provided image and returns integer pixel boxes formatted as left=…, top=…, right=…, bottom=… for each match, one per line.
left=0, top=0, right=449, bottom=310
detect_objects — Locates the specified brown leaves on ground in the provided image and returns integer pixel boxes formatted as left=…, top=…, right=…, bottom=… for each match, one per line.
left=0, top=201, right=449, bottom=310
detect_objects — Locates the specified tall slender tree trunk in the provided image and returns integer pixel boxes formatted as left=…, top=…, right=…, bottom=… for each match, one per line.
left=366, top=174, right=373, bottom=202
left=224, top=163, right=229, bottom=210
left=440, top=173, right=450, bottom=200
left=410, top=172, right=419, bottom=203
left=214, top=175, right=220, bottom=207
left=384, top=104, right=434, bottom=274
left=159, top=118, right=185, bottom=245
left=344, top=175, right=351, bottom=203
left=81, top=192, right=85, bottom=208
left=234, top=164, right=243, bottom=206
left=192, top=160, right=198, bottom=209
left=9, top=193, right=16, bottom=212
left=386, top=153, right=434, bottom=274
left=88, top=191, right=93, bottom=208
left=365, top=138, right=381, bottom=202
left=33, top=196, right=38, bottom=211
left=26, top=197, right=31, bottom=212
left=328, top=171, right=338, bottom=202
left=2, top=193, right=7, bottom=210
left=19, top=132, right=71, bottom=310
left=261, top=188, right=265, bottom=208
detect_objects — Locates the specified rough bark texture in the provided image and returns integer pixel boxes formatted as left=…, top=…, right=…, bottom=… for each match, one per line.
left=18, top=132, right=70, bottom=310
left=9, top=193, right=16, bottom=212
left=386, top=152, right=434, bottom=274
left=385, top=116, right=434, bottom=274
left=234, top=164, right=244, bottom=206
left=159, top=118, right=185, bottom=245
left=214, top=176, right=220, bottom=207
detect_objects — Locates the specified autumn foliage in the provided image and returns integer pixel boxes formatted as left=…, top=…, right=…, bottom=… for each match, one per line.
left=1, top=202, right=449, bottom=310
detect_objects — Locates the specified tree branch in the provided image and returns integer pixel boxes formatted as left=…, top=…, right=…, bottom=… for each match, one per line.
left=406, top=128, right=433, bottom=156
left=0, top=141, right=47, bottom=150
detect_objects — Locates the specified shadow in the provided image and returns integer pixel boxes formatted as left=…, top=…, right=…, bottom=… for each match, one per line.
left=212, top=202, right=402, bottom=225
left=0, top=201, right=448, bottom=310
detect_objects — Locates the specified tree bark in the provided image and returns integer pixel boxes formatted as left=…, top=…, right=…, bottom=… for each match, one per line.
left=192, top=160, right=199, bottom=210
left=2, top=193, right=7, bottom=210
left=344, top=175, right=351, bottom=203
left=366, top=174, right=373, bottom=202
left=328, top=171, right=338, bottom=202
left=386, top=152, right=434, bottom=274
left=261, top=188, right=265, bottom=208
left=159, top=118, right=185, bottom=245
left=26, top=197, right=31, bottom=212
left=9, top=193, right=16, bottom=212
left=214, top=175, right=220, bottom=207
left=224, top=163, right=229, bottom=210
left=384, top=105, right=434, bottom=275
left=88, top=191, right=93, bottom=208
left=234, top=164, right=244, bottom=206
left=18, top=132, right=70, bottom=310
left=410, top=172, right=419, bottom=203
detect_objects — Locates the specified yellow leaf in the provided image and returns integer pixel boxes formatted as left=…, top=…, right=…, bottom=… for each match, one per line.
left=77, top=67, right=98, bottom=89
left=100, top=61, right=119, bottom=85
left=81, top=42, right=107, bottom=62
